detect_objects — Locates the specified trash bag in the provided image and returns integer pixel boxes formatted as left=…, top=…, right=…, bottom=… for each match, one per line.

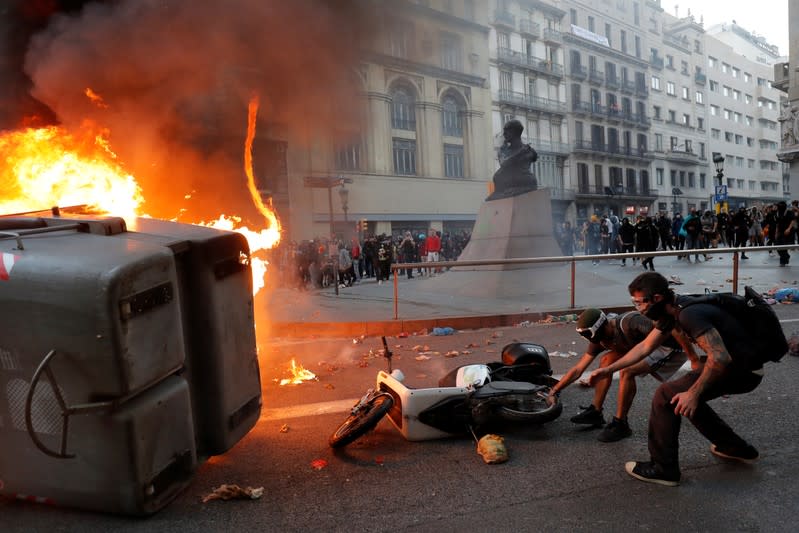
left=477, top=434, right=508, bottom=464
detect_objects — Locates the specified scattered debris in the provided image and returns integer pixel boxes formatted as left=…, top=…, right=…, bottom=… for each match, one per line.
left=412, top=345, right=431, bottom=352
left=415, top=355, right=431, bottom=361
left=324, top=383, right=335, bottom=390
left=668, top=275, right=683, bottom=285
left=477, top=434, right=508, bottom=464
left=397, top=332, right=409, bottom=338
left=516, top=320, right=532, bottom=327
left=432, top=327, right=455, bottom=336
left=444, top=350, right=459, bottom=358
left=202, top=484, right=264, bottom=503
left=375, top=456, right=385, bottom=466
left=490, top=331, right=504, bottom=338
left=279, top=424, right=289, bottom=433
left=310, top=459, right=328, bottom=470
left=465, top=342, right=480, bottom=348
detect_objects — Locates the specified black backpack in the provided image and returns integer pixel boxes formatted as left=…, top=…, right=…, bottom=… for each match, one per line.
left=677, top=286, right=788, bottom=367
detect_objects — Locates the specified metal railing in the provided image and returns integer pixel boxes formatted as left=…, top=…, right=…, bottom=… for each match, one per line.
left=388, top=245, right=799, bottom=320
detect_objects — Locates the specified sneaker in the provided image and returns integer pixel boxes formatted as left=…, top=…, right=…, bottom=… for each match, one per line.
left=741, top=254, right=749, bottom=259
left=710, top=443, right=759, bottom=463
left=625, top=461, right=680, bottom=486
left=570, top=404, right=605, bottom=427
left=598, top=417, right=632, bottom=442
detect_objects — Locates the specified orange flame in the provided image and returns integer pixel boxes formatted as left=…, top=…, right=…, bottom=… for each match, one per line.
left=84, top=88, right=109, bottom=109
left=0, top=123, right=143, bottom=220
left=279, top=358, right=317, bottom=386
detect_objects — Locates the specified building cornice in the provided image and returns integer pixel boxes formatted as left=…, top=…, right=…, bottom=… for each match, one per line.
left=364, top=51, right=487, bottom=88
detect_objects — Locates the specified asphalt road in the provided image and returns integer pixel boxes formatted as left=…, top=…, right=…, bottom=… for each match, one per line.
left=4, top=306, right=799, bottom=532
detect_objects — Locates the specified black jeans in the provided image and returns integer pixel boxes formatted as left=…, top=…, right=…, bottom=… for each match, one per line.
left=648, top=367, right=762, bottom=470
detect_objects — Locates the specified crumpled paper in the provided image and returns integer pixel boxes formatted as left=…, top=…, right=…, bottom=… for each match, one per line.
left=202, top=484, right=264, bottom=503
left=477, top=434, right=508, bottom=464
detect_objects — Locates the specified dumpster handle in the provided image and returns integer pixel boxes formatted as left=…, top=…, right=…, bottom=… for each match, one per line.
left=25, top=349, right=116, bottom=459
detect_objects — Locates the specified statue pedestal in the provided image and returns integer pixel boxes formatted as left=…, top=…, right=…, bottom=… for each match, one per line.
left=457, top=188, right=561, bottom=268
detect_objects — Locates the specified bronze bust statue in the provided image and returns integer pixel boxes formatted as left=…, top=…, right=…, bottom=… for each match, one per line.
left=486, top=119, right=538, bottom=201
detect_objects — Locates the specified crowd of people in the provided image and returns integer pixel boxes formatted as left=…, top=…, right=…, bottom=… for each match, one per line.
left=267, top=229, right=472, bottom=290
left=554, top=199, right=799, bottom=269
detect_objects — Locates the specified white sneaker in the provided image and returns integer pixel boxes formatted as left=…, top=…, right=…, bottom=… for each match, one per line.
left=378, top=280, right=383, bottom=285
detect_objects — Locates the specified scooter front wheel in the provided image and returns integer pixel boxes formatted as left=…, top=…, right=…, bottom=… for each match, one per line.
left=497, top=391, right=563, bottom=424
left=329, top=392, right=394, bottom=448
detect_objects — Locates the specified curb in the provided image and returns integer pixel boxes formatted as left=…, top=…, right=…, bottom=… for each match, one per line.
left=265, top=306, right=632, bottom=339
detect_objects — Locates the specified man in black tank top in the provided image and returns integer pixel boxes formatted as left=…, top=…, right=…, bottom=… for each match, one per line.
left=549, top=308, right=700, bottom=443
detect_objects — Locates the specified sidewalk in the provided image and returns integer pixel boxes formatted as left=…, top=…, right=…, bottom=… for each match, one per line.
left=259, top=248, right=794, bottom=338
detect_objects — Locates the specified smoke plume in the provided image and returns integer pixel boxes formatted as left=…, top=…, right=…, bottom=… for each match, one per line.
left=5, top=0, right=375, bottom=223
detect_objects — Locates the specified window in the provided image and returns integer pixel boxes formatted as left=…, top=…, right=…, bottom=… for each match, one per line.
left=682, top=86, right=689, bottom=99
left=745, top=94, right=752, bottom=104
left=441, top=32, right=462, bottom=71
left=651, top=75, right=661, bottom=90
left=620, top=30, right=627, bottom=53
left=723, top=109, right=731, bottom=120
left=570, top=8, right=577, bottom=25
left=500, top=70, right=512, bottom=92
left=666, top=81, right=675, bottom=96
left=682, top=113, right=690, bottom=126
left=441, top=95, right=463, bottom=137
left=732, top=67, right=740, bottom=78
left=388, top=20, right=414, bottom=58
left=335, top=142, right=361, bottom=171
left=735, top=134, right=743, bottom=145
left=708, top=56, right=717, bottom=68
left=745, top=115, right=753, bottom=126
left=709, top=80, right=718, bottom=91
left=748, top=158, right=755, bottom=168
left=498, top=32, right=510, bottom=50
left=725, top=131, right=733, bottom=142
left=670, top=170, right=676, bottom=186
left=722, top=63, right=729, bottom=73
left=711, top=128, right=720, bottom=139
left=695, top=90, right=704, bottom=104
left=699, top=142, right=705, bottom=158
left=681, top=60, right=689, bottom=75
left=393, top=138, right=416, bottom=175
left=733, top=89, right=740, bottom=100
left=700, top=173, right=706, bottom=188
left=723, top=86, right=731, bottom=97
left=710, top=105, right=719, bottom=116
left=688, top=172, right=695, bottom=188
left=697, top=117, right=704, bottom=130
left=747, top=137, right=754, bottom=147
left=588, top=16, right=595, bottom=32
left=443, top=144, right=464, bottom=178
left=744, top=72, right=751, bottom=83
left=605, top=23, right=612, bottom=45
left=666, top=55, right=674, bottom=69
left=668, top=110, right=676, bottom=123
left=654, top=133, right=663, bottom=150
left=733, top=112, right=742, bottom=123
left=656, top=167, right=664, bottom=185
left=391, top=86, right=416, bottom=130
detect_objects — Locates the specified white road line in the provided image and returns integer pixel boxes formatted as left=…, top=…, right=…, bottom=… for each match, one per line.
left=260, top=398, right=358, bottom=421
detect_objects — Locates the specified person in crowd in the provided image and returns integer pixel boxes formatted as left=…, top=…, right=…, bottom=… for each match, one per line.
left=400, top=231, right=417, bottom=279
left=671, top=213, right=685, bottom=257
left=635, top=215, right=658, bottom=271
left=731, top=206, right=751, bottom=259
left=362, top=234, right=377, bottom=279
left=587, top=215, right=602, bottom=265
left=350, top=237, right=362, bottom=281
left=609, top=215, right=620, bottom=253
left=680, top=209, right=703, bottom=263
left=699, top=210, right=717, bottom=260
left=775, top=201, right=796, bottom=267
left=376, top=234, right=393, bottom=284
left=618, top=217, right=636, bottom=266
left=588, top=272, right=766, bottom=486
left=337, top=242, right=355, bottom=288
left=600, top=215, right=612, bottom=255
left=656, top=212, right=673, bottom=251
left=558, top=221, right=576, bottom=256
left=748, top=206, right=763, bottom=248
left=426, top=228, right=442, bottom=275
left=716, top=208, right=730, bottom=247
left=549, top=307, right=700, bottom=443
left=762, top=204, right=777, bottom=248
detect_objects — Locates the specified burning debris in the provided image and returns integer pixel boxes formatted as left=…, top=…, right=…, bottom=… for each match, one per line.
left=279, top=358, right=317, bottom=386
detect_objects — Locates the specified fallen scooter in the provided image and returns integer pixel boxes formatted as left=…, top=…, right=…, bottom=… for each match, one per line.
left=329, top=337, right=562, bottom=447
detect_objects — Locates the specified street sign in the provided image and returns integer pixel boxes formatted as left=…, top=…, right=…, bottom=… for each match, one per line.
left=714, top=185, right=727, bottom=201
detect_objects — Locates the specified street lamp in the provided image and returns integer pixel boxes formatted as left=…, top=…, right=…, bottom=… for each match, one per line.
left=671, top=187, right=683, bottom=215
left=713, top=153, right=725, bottom=186
left=338, top=183, right=349, bottom=222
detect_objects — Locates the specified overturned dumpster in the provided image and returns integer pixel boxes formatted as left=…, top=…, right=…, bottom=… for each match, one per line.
left=0, top=211, right=262, bottom=515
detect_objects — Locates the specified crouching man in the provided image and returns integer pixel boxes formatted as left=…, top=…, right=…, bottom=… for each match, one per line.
left=589, top=272, right=765, bottom=486
left=548, top=307, right=701, bottom=442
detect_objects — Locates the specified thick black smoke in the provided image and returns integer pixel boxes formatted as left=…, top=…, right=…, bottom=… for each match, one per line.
left=2, top=0, right=375, bottom=222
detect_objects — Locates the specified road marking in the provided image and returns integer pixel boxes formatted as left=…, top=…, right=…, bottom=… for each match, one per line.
left=260, top=398, right=357, bottom=421
left=780, top=318, right=799, bottom=324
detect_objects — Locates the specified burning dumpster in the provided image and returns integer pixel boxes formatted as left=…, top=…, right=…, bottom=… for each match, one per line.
left=0, top=212, right=261, bottom=515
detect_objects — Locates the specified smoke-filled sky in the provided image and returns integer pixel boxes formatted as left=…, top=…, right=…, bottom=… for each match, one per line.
left=0, top=0, right=374, bottom=222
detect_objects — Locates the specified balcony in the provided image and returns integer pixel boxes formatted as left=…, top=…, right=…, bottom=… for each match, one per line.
left=519, top=20, right=540, bottom=39
left=606, top=75, right=620, bottom=90
left=589, top=69, right=604, bottom=85
left=664, top=148, right=700, bottom=165
left=497, top=89, right=567, bottom=114
left=570, top=64, right=587, bottom=80
left=575, top=184, right=658, bottom=198
left=572, top=100, right=606, bottom=119
left=695, top=72, right=707, bottom=85
left=496, top=47, right=563, bottom=77
left=621, top=80, right=636, bottom=94
left=543, top=28, right=563, bottom=45
left=773, top=62, right=789, bottom=92
left=650, top=56, right=664, bottom=70
left=493, top=10, right=515, bottom=30
left=635, top=85, right=649, bottom=98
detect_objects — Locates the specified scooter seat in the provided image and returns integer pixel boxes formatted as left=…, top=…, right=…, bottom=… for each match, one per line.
left=472, top=381, right=544, bottom=398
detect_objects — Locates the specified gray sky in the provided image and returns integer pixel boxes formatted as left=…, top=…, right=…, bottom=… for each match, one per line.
left=686, top=0, right=789, bottom=55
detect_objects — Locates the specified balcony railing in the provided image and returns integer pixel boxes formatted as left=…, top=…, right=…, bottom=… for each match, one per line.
left=572, top=101, right=606, bottom=118
left=605, top=75, right=620, bottom=90
left=695, top=72, right=707, bottom=85
left=575, top=184, right=659, bottom=197
left=573, top=140, right=652, bottom=161
left=570, top=64, right=587, bottom=80
left=664, top=149, right=700, bottom=164
left=543, top=28, right=563, bottom=44
left=496, top=47, right=563, bottom=77
left=497, top=89, right=567, bottom=114
left=650, top=56, right=664, bottom=69
left=519, top=20, right=540, bottom=39
left=493, top=10, right=515, bottom=29
left=589, top=69, right=604, bottom=84
left=621, top=80, right=636, bottom=94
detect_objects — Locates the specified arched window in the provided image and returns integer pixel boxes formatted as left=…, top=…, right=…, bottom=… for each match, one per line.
left=441, top=95, right=463, bottom=137
left=391, top=86, right=416, bottom=131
